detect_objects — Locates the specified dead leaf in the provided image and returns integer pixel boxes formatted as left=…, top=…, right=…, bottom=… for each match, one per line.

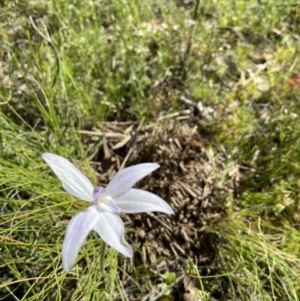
left=183, top=275, right=203, bottom=301
left=288, top=73, right=300, bottom=87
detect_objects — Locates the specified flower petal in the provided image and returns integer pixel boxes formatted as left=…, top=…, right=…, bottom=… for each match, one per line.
left=42, top=153, right=94, bottom=202
left=105, top=163, right=160, bottom=198
left=114, top=188, right=174, bottom=214
left=62, top=206, right=98, bottom=271
left=93, top=212, right=133, bottom=258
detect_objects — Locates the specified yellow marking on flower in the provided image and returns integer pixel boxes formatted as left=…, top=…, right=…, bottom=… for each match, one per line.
left=98, top=197, right=104, bottom=203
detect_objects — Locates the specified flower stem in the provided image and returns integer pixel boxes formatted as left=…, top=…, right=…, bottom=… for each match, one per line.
left=100, top=241, right=106, bottom=277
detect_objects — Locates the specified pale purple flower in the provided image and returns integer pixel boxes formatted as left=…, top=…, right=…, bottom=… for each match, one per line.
left=42, top=153, right=173, bottom=271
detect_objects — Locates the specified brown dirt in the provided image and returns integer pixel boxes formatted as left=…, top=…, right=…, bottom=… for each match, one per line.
left=82, top=114, right=242, bottom=300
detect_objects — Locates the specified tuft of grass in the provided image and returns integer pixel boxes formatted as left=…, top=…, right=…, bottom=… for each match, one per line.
left=220, top=213, right=300, bottom=300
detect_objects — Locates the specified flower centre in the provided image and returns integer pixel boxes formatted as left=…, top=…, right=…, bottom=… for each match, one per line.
left=93, top=186, right=106, bottom=205
left=93, top=186, right=121, bottom=214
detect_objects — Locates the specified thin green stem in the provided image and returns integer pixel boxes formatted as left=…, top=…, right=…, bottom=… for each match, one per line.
left=100, top=241, right=107, bottom=277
